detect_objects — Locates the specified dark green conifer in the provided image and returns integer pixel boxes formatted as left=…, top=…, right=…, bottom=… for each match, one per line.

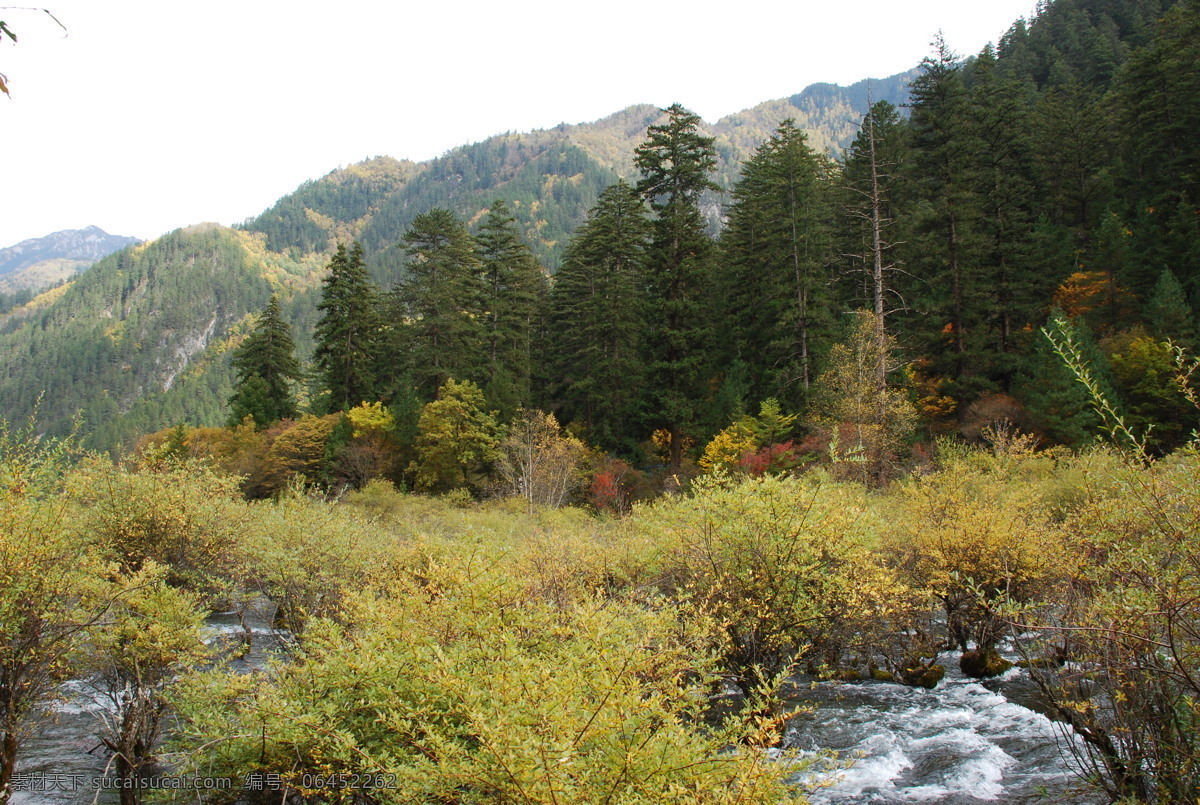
left=634, top=104, right=718, bottom=470
left=313, top=243, right=381, bottom=412
left=550, top=180, right=650, bottom=452
left=965, top=47, right=1043, bottom=386
left=720, top=119, right=836, bottom=410
left=228, top=295, right=303, bottom=426
left=393, top=209, right=486, bottom=398
left=1018, top=309, right=1117, bottom=447
left=903, top=35, right=987, bottom=397
left=475, top=200, right=548, bottom=418
left=1146, top=269, right=1197, bottom=351
left=1029, top=80, right=1113, bottom=248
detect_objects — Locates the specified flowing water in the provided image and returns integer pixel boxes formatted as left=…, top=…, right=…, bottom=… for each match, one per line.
left=12, top=601, right=283, bottom=804
left=14, top=621, right=1100, bottom=804
left=783, top=651, right=1100, bottom=804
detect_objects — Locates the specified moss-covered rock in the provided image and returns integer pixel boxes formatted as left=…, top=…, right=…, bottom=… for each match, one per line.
left=960, top=649, right=1014, bottom=678
left=870, top=668, right=895, bottom=682
left=900, top=664, right=945, bottom=689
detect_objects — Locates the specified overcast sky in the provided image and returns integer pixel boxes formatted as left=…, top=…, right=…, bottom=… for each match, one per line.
left=1, top=0, right=1037, bottom=246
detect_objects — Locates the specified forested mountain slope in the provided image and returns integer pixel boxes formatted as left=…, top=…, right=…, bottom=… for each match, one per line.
left=243, top=70, right=916, bottom=275
left=0, top=226, right=325, bottom=451
left=5, top=67, right=905, bottom=451
left=1, top=0, right=1197, bottom=457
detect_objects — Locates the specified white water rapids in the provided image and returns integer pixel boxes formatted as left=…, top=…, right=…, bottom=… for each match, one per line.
left=784, top=652, right=1099, bottom=804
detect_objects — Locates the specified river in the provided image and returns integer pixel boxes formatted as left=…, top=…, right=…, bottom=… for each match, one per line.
left=785, top=651, right=1100, bottom=803
left=15, top=625, right=1099, bottom=804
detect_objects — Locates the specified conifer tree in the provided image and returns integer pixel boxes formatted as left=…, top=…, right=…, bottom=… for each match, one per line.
left=965, top=47, right=1043, bottom=387
left=1146, top=269, right=1197, bottom=351
left=903, top=35, right=985, bottom=398
left=1113, top=2, right=1200, bottom=291
left=1018, top=309, right=1116, bottom=447
left=634, top=104, right=718, bottom=471
left=393, top=209, right=486, bottom=399
left=550, top=180, right=650, bottom=452
left=227, top=295, right=302, bottom=427
left=720, top=119, right=836, bottom=410
left=475, top=200, right=548, bottom=418
left=313, top=243, right=381, bottom=412
left=1029, top=79, right=1112, bottom=249
left=1089, top=211, right=1137, bottom=332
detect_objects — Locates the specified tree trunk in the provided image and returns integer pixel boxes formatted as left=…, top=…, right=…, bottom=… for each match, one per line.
left=669, top=424, right=683, bottom=474
left=1, top=727, right=17, bottom=805
left=869, top=106, right=888, bottom=399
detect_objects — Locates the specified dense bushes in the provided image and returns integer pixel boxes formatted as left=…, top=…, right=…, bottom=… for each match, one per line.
left=1012, top=451, right=1200, bottom=800
left=637, top=474, right=903, bottom=687
left=5, top=411, right=1200, bottom=803
left=171, top=588, right=820, bottom=804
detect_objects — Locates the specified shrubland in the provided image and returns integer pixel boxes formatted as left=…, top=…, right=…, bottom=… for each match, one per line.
left=2, top=397, right=1199, bottom=803
left=1001, top=444, right=1200, bottom=800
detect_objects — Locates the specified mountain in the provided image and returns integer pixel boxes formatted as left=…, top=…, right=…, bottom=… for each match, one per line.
left=711, top=69, right=919, bottom=162
left=0, top=224, right=327, bottom=452
left=0, top=226, right=141, bottom=293
left=244, top=70, right=917, bottom=275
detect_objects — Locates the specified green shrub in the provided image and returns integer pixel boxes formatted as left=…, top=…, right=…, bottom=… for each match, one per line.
left=171, top=582, right=825, bottom=803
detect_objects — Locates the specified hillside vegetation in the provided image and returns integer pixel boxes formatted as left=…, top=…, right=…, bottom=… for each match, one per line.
left=0, top=0, right=1194, bottom=474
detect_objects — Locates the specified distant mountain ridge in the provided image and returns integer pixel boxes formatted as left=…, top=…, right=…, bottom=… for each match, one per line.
left=0, top=226, right=141, bottom=293
left=710, top=68, right=920, bottom=160
left=244, top=69, right=918, bottom=275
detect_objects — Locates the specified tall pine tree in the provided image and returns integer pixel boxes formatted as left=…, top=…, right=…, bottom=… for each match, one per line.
left=635, top=104, right=718, bottom=471
left=1113, top=1, right=1200, bottom=299
left=313, top=243, right=381, bottom=412
left=1029, top=79, right=1113, bottom=251
left=475, top=200, right=548, bottom=418
left=965, top=46, right=1043, bottom=387
left=720, top=119, right=836, bottom=411
left=392, top=208, right=486, bottom=399
left=903, top=36, right=985, bottom=400
left=550, top=180, right=650, bottom=452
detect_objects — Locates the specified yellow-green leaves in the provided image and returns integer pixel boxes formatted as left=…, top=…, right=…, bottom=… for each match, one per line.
left=68, top=457, right=246, bottom=601
left=172, top=553, right=810, bottom=803
left=884, top=450, right=1069, bottom=659
left=642, top=474, right=899, bottom=684
left=410, top=379, right=501, bottom=495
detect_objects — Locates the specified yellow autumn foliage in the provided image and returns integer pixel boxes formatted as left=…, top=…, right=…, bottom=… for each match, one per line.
left=699, top=419, right=758, bottom=472
left=884, top=448, right=1072, bottom=653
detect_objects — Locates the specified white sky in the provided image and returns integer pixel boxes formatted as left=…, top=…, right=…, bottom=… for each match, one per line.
left=0, top=0, right=1037, bottom=246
